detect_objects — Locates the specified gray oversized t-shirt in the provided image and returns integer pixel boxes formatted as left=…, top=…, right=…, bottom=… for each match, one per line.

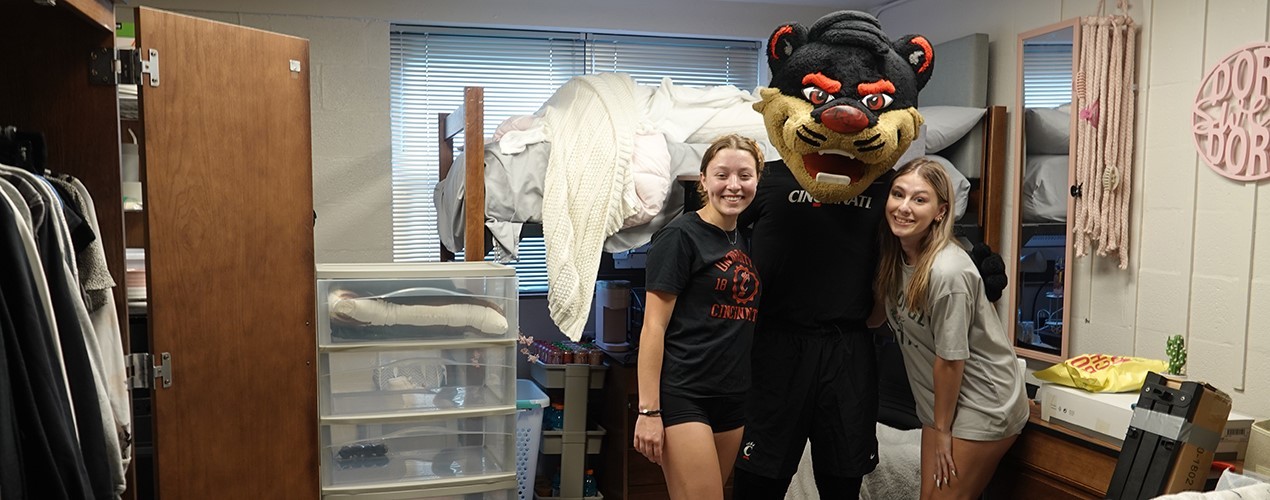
left=885, top=244, right=1029, bottom=441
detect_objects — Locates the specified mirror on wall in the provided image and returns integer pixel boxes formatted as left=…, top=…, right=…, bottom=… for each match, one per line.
left=1010, top=19, right=1079, bottom=362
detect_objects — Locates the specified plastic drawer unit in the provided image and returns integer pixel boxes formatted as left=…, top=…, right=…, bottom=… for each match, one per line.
left=317, top=263, right=519, bottom=500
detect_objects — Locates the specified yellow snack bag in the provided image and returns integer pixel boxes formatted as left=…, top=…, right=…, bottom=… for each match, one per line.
left=1033, top=354, right=1168, bottom=393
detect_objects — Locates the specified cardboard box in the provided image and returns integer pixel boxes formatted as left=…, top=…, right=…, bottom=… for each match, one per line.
left=1038, top=383, right=1139, bottom=444
left=1215, top=411, right=1256, bottom=461
left=1106, top=373, right=1233, bottom=499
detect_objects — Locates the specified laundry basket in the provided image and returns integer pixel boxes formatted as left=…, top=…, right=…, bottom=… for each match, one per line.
left=516, top=379, right=550, bottom=500
left=1248, top=419, right=1270, bottom=476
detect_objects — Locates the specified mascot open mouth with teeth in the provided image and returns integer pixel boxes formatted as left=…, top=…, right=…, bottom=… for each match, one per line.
left=731, top=11, right=935, bottom=498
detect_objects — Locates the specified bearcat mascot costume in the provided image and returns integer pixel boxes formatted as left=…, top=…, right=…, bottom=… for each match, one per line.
left=733, top=11, right=1006, bottom=498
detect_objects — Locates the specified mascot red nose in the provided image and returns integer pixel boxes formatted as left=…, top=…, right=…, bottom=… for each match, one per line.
left=756, top=10, right=934, bottom=203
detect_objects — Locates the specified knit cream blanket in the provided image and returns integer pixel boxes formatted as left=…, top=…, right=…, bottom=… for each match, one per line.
left=540, top=73, right=641, bottom=340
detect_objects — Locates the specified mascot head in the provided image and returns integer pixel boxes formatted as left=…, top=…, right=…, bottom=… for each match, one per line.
left=757, top=11, right=934, bottom=202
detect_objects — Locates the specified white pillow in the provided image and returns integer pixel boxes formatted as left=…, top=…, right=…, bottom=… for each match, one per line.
left=893, top=124, right=927, bottom=168
left=1025, top=107, right=1071, bottom=155
left=923, top=154, right=970, bottom=221
left=919, top=106, right=987, bottom=152
left=1022, top=154, right=1070, bottom=222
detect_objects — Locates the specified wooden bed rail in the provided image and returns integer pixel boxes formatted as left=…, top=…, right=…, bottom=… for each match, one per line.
left=980, top=105, right=1008, bottom=252
left=437, top=86, right=485, bottom=261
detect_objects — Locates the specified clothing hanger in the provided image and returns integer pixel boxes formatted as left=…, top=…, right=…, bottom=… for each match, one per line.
left=0, top=125, right=48, bottom=174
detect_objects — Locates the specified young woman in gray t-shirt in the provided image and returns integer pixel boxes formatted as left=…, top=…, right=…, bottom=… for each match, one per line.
left=869, top=158, right=1029, bottom=499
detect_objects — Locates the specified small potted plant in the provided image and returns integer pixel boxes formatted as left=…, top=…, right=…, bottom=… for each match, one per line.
left=1165, top=334, right=1187, bottom=378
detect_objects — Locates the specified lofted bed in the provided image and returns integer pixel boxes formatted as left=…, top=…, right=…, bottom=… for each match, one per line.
left=433, top=33, right=1006, bottom=348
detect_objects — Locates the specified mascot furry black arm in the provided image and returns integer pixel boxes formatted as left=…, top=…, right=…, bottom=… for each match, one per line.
left=732, top=11, right=1005, bottom=497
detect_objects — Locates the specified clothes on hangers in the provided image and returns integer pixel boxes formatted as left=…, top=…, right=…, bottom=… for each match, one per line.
left=50, top=174, right=133, bottom=495
left=1, top=163, right=129, bottom=500
left=0, top=127, right=48, bottom=174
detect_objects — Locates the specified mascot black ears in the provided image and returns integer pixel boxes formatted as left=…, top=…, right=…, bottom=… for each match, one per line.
left=757, top=11, right=934, bottom=203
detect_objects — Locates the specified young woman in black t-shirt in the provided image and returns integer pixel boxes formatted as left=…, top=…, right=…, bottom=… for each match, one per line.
left=633, top=134, right=764, bottom=499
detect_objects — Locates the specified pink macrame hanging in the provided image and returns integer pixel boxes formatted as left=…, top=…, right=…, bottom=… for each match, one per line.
left=1072, top=0, right=1138, bottom=269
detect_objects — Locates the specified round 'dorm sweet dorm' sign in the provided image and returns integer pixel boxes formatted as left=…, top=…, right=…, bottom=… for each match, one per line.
left=1192, top=42, right=1270, bottom=181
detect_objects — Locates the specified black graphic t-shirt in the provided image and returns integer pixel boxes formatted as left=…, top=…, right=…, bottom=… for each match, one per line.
left=646, top=211, right=761, bottom=398
left=739, top=159, right=893, bottom=330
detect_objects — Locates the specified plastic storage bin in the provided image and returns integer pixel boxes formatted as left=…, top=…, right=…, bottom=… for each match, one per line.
left=321, top=412, right=516, bottom=488
left=516, top=380, right=549, bottom=500
left=317, top=263, right=518, bottom=345
left=324, top=487, right=512, bottom=500
left=541, top=426, right=606, bottom=455
left=320, top=344, right=515, bottom=418
left=529, top=359, right=606, bottom=389
left=318, top=263, right=519, bottom=499
left=1249, top=419, right=1270, bottom=476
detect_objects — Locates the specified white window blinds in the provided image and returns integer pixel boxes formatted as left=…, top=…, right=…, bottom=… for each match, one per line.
left=1022, top=43, right=1074, bottom=108
left=389, top=26, right=760, bottom=292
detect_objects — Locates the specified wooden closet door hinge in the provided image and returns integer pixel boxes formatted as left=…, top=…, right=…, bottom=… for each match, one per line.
left=127, top=352, right=172, bottom=389
left=89, top=47, right=159, bottom=87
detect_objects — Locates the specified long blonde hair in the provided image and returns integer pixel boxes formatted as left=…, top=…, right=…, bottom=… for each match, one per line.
left=874, top=158, right=957, bottom=314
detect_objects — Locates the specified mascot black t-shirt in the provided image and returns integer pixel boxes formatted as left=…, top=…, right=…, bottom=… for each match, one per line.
left=646, top=212, right=761, bottom=398
left=741, top=159, right=891, bottom=329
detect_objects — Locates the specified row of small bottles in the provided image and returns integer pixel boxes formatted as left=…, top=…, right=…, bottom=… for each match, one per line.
left=530, top=340, right=605, bottom=365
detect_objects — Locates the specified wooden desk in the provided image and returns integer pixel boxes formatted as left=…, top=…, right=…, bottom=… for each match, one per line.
left=599, top=359, right=673, bottom=500
left=985, top=403, right=1120, bottom=499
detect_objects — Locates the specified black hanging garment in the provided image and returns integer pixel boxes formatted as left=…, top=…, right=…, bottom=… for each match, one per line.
left=0, top=190, right=93, bottom=500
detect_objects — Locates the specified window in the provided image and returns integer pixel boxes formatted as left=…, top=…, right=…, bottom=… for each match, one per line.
left=1022, top=43, right=1074, bottom=108
left=390, top=26, right=760, bottom=292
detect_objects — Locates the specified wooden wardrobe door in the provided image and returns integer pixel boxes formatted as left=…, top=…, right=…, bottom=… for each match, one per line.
left=135, top=8, right=317, bottom=499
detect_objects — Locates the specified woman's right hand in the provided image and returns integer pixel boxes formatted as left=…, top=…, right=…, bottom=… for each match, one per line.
left=633, top=415, right=664, bottom=465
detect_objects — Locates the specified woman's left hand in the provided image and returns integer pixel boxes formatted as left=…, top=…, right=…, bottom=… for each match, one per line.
left=929, top=426, right=957, bottom=489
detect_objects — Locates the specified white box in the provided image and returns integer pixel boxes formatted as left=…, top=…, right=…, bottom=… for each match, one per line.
left=1038, top=383, right=1139, bottom=445
left=1216, top=411, right=1257, bottom=461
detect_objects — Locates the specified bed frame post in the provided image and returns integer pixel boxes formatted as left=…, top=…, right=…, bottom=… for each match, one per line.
left=438, top=110, right=456, bottom=262
left=462, top=87, right=485, bottom=262
left=981, top=105, right=1008, bottom=252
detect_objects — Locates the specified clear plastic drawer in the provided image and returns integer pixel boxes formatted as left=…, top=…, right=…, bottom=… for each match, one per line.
left=321, top=413, right=516, bottom=489
left=325, top=490, right=510, bottom=500
left=317, top=263, right=518, bottom=345
left=320, top=344, right=515, bottom=418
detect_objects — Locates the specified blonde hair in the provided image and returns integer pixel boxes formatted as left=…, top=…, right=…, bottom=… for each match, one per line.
left=874, top=158, right=956, bottom=314
left=697, top=134, right=765, bottom=202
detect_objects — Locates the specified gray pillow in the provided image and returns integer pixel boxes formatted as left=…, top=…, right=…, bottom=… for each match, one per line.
left=1025, top=107, right=1071, bottom=155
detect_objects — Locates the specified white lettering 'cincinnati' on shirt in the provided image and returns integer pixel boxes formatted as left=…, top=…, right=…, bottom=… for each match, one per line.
left=786, top=189, right=873, bottom=209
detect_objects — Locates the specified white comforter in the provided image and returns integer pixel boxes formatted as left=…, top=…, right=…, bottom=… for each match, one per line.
left=434, top=73, right=776, bottom=341
left=787, top=423, right=922, bottom=500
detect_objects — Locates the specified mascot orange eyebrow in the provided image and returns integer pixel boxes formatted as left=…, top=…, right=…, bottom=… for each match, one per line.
left=755, top=10, right=934, bottom=203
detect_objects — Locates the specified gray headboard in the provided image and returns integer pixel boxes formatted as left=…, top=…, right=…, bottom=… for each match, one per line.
left=921, top=33, right=990, bottom=178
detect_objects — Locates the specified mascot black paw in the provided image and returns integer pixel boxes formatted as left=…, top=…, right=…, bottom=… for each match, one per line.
left=757, top=11, right=934, bottom=203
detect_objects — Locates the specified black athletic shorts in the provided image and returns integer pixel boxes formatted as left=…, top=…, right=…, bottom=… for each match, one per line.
left=662, top=392, right=746, bottom=432
left=735, top=320, right=880, bottom=479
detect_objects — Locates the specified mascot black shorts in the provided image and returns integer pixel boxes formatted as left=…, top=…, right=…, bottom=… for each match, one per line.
left=735, top=321, right=880, bottom=479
